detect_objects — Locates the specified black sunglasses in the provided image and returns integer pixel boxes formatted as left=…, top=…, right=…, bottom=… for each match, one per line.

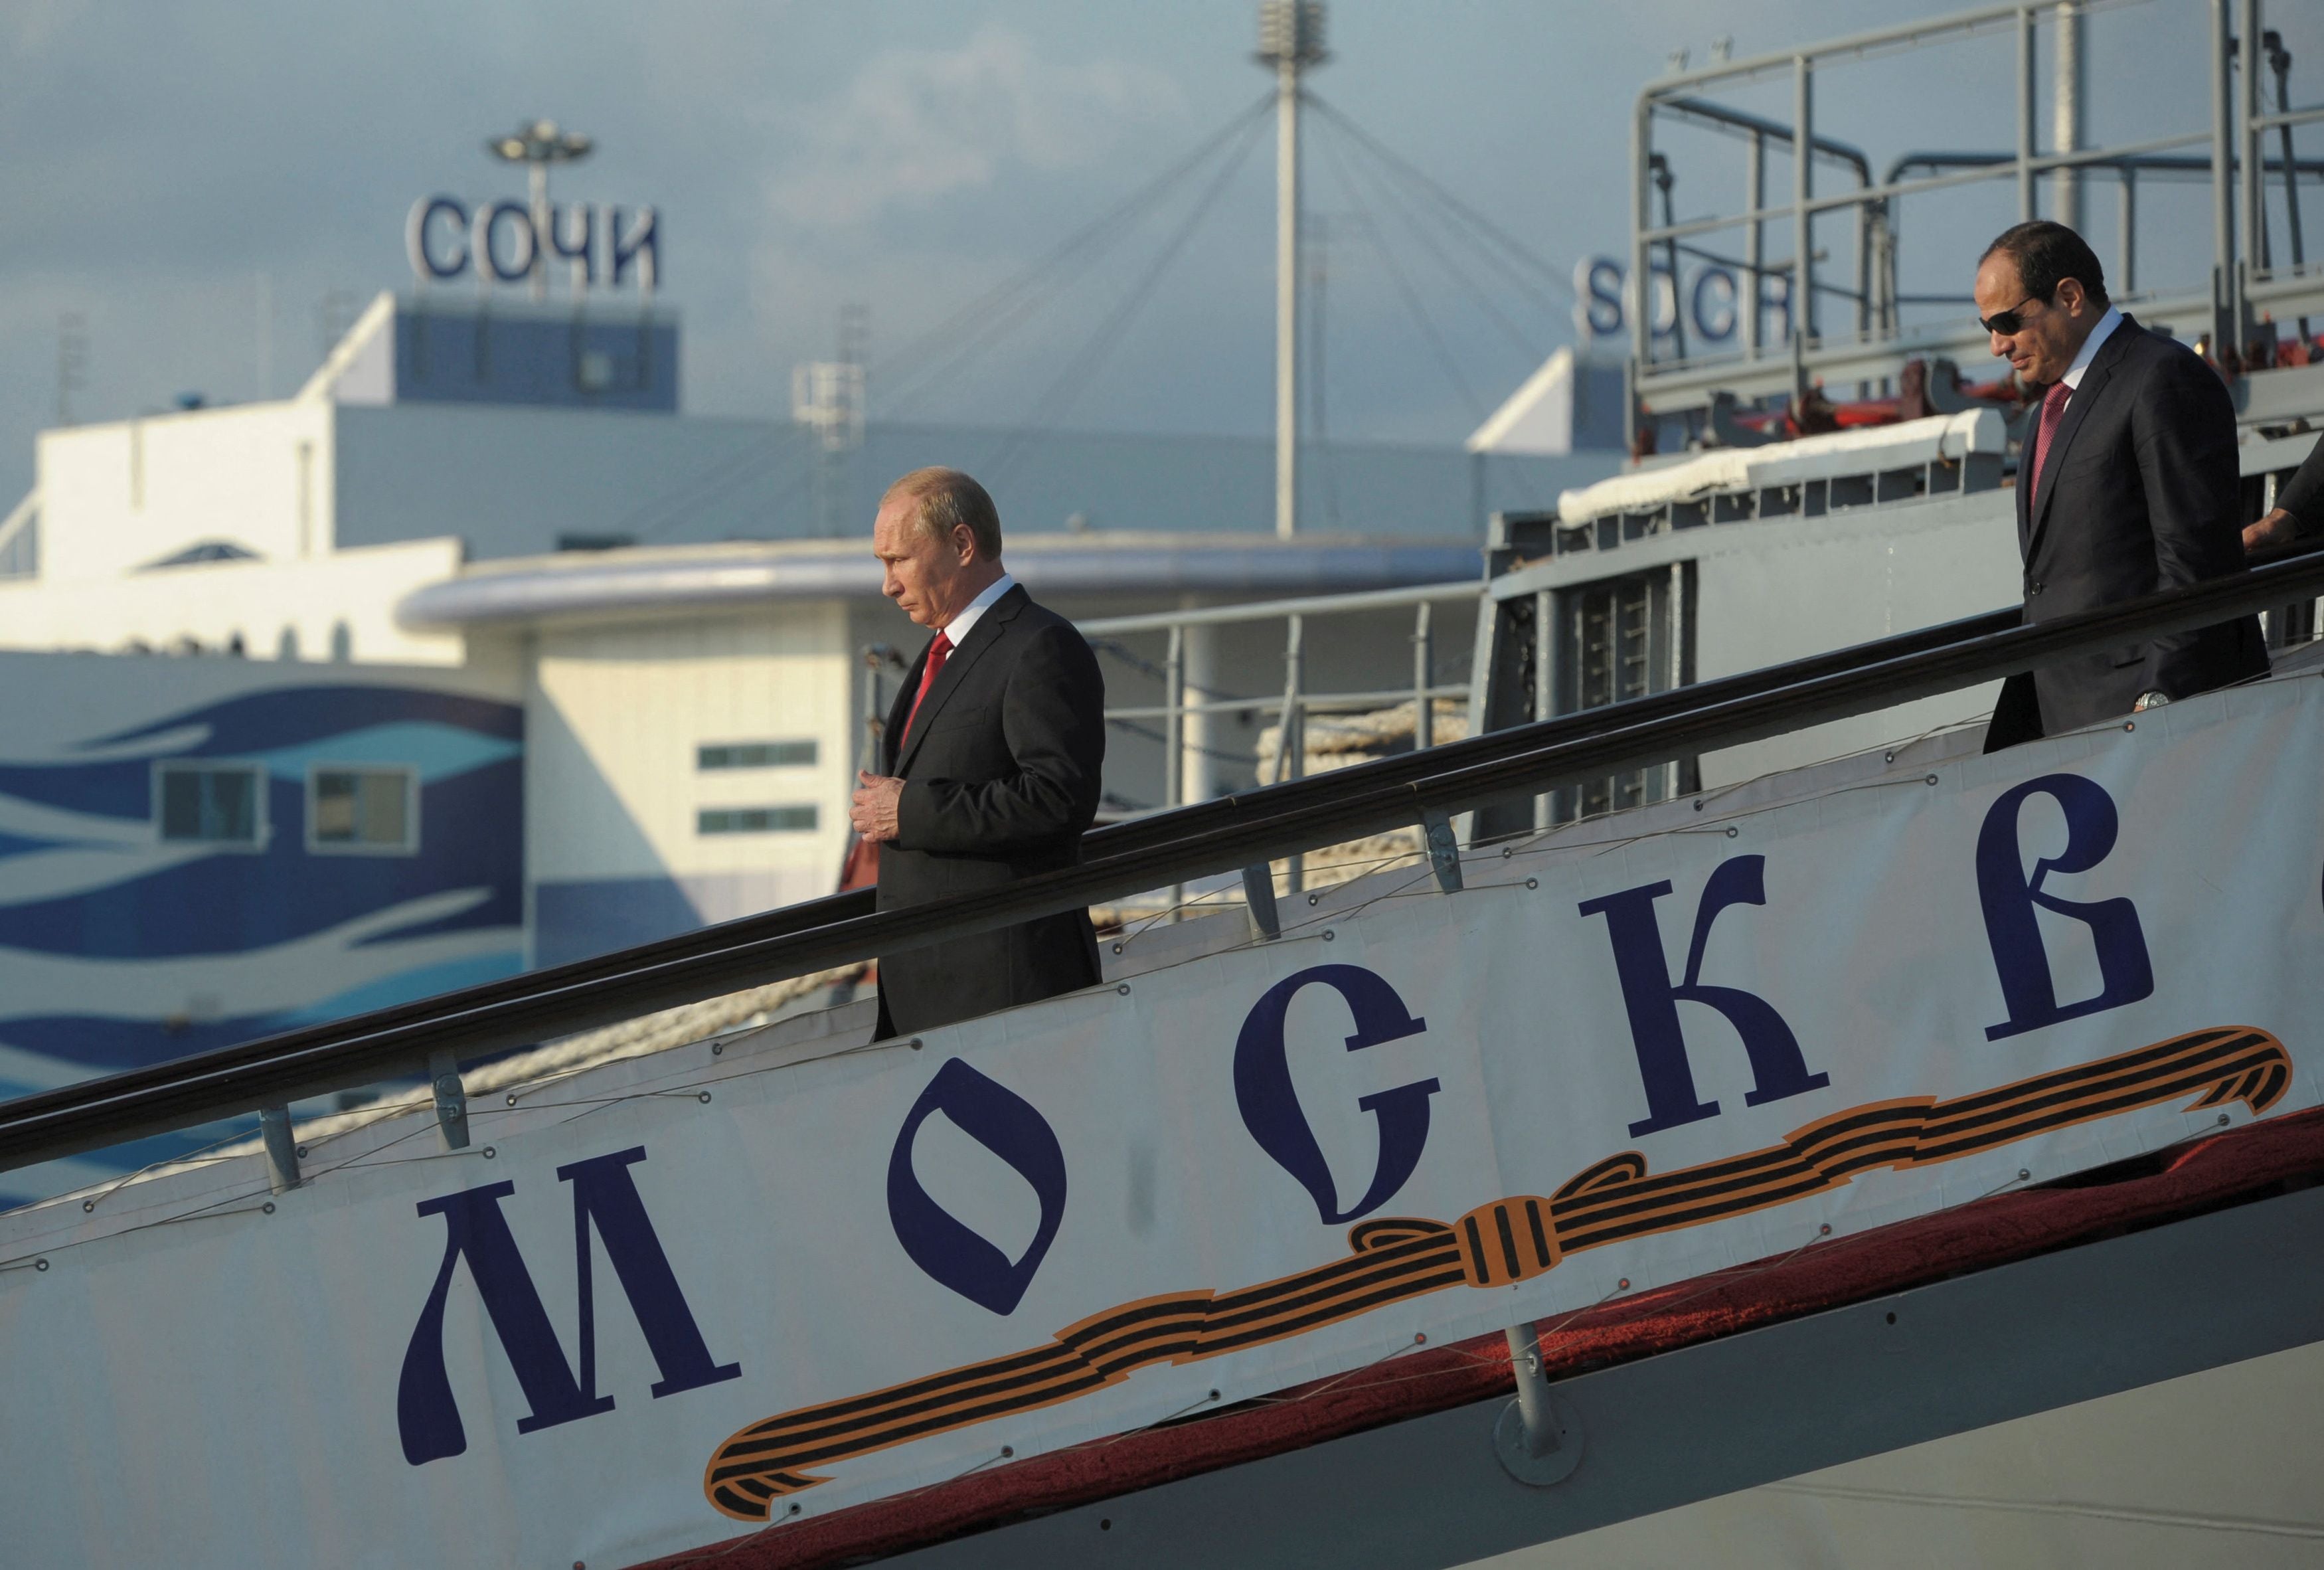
left=1977, top=295, right=2046, bottom=335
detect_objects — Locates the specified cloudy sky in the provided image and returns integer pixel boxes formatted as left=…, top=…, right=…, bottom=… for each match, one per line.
left=4, top=0, right=2316, bottom=503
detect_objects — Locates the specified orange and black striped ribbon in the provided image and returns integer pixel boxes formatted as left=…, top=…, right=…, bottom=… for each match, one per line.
left=705, top=1025, right=2288, bottom=1519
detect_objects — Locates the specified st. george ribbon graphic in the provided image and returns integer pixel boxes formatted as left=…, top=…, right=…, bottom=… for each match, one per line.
left=703, top=1026, right=2291, bottom=1520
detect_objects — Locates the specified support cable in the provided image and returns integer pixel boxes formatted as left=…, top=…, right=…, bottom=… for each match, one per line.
left=1312, top=121, right=1486, bottom=421
left=1313, top=104, right=1550, bottom=363
left=1306, top=95, right=1574, bottom=314
left=984, top=112, right=1272, bottom=487
left=877, top=92, right=1277, bottom=419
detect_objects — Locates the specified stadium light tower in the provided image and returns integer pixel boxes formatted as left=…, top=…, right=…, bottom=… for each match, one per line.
left=487, top=118, right=594, bottom=302
left=1258, top=2, right=1327, bottom=539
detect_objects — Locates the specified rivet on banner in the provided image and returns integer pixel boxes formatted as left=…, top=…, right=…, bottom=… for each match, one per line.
left=908, top=1037, right=924, bottom=1051
left=698, top=1091, right=713, bottom=1104
left=262, top=1201, right=276, bottom=1215
left=711, top=1041, right=724, bottom=1056
left=1001, top=1445, right=1015, bottom=1458
left=1617, top=1278, right=1630, bottom=1290
left=1414, top=1332, right=1428, bottom=1345
left=1321, top=930, right=1335, bottom=942
left=1925, top=774, right=1939, bottom=786
left=506, top=1092, right=519, bottom=1105
left=81, top=1199, right=94, bottom=1213
left=33, top=1259, right=48, bottom=1272
left=1112, top=942, right=1123, bottom=954
left=2018, top=1168, right=2031, bottom=1181
left=1118, top=983, right=1131, bottom=996
left=1725, top=826, right=1739, bottom=838
left=1526, top=878, right=1539, bottom=889
left=1308, top=894, right=1321, bottom=906
left=1817, top=1223, right=1831, bottom=1235
left=482, top=1146, right=497, bottom=1160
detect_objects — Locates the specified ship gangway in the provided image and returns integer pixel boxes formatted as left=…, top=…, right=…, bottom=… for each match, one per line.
left=7, top=550, right=2324, bottom=1568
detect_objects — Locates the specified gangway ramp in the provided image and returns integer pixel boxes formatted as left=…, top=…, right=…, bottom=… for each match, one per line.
left=7, top=550, right=2324, bottom=1569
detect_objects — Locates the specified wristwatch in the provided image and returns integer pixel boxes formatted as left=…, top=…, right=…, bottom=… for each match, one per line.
left=2131, top=691, right=2171, bottom=713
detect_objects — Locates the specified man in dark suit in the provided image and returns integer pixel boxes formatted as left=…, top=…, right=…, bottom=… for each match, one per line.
left=1975, top=220, right=2268, bottom=748
left=848, top=468, right=1106, bottom=1038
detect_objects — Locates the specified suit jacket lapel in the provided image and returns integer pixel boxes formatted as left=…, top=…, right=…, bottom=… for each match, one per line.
left=881, top=648, right=923, bottom=776
left=895, top=585, right=1027, bottom=777
left=2025, top=313, right=2137, bottom=559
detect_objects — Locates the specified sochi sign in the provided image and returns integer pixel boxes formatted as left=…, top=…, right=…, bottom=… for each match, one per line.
left=1574, top=254, right=1789, bottom=348
left=406, top=197, right=661, bottom=295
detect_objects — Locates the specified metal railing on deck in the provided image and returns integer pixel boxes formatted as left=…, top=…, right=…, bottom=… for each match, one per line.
left=7, top=550, right=2324, bottom=1179
left=1080, top=580, right=1479, bottom=893
left=1632, top=0, right=2324, bottom=426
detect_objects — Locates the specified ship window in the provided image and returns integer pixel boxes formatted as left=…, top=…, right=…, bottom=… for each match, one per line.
left=308, top=766, right=417, bottom=854
left=699, top=805, right=818, bottom=835
left=156, top=762, right=264, bottom=845
left=698, top=741, right=817, bottom=770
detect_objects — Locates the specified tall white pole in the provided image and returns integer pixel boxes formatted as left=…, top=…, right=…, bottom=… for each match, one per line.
left=1275, top=53, right=1300, bottom=539
left=1260, top=2, right=1322, bottom=539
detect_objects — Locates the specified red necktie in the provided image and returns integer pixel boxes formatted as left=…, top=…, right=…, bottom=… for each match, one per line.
left=2029, top=380, right=2072, bottom=501
left=899, top=631, right=952, bottom=748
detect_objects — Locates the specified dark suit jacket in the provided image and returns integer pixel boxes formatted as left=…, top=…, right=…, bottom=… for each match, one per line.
left=873, top=584, right=1106, bottom=1037
left=1999, top=313, right=2268, bottom=739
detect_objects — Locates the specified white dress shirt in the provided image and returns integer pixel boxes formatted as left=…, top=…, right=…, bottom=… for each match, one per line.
left=2057, top=304, right=2123, bottom=394
left=940, top=571, right=1016, bottom=648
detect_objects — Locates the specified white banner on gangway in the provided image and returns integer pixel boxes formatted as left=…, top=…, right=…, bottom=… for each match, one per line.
left=3, top=675, right=2319, bottom=1569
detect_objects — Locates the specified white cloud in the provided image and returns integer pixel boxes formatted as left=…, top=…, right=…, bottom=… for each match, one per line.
left=768, top=25, right=1185, bottom=230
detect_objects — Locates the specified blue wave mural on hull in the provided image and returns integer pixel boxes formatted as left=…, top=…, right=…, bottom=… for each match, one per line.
left=0, top=685, right=521, bottom=821
left=0, top=677, right=529, bottom=1199
left=0, top=763, right=521, bottom=955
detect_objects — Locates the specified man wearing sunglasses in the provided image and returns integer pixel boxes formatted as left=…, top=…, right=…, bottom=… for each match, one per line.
left=1973, top=220, right=2267, bottom=748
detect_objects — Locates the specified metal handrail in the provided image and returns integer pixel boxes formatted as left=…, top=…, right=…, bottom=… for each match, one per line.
left=1078, top=579, right=1476, bottom=637
left=5, top=552, right=2324, bottom=1175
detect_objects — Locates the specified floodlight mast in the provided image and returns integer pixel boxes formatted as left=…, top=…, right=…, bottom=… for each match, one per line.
left=1258, top=2, right=1327, bottom=540
left=487, top=118, right=594, bottom=302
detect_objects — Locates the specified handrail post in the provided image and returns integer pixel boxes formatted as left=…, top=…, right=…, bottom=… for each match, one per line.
left=1495, top=1319, right=1584, bottom=1485
left=1533, top=588, right=1556, bottom=831
left=1412, top=600, right=1434, bottom=752
left=1744, top=127, right=1765, bottom=360
left=1793, top=50, right=1815, bottom=401
left=1242, top=864, right=1282, bottom=942
left=2017, top=6, right=2037, bottom=221
left=1165, top=623, right=1186, bottom=922
left=428, top=1048, right=470, bottom=1152
left=1280, top=614, right=1305, bottom=895
left=1422, top=810, right=1462, bottom=893
left=258, top=1104, right=300, bottom=1193
left=2212, top=0, right=2240, bottom=355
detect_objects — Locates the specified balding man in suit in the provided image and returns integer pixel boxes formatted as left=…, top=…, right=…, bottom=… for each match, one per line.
left=849, top=468, right=1107, bottom=1038
left=1975, top=220, right=2268, bottom=748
